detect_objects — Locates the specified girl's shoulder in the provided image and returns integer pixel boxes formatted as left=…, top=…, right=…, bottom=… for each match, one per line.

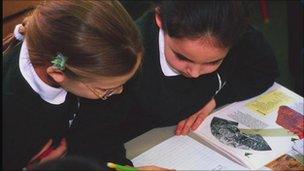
left=240, top=25, right=264, bottom=41
left=234, top=25, right=269, bottom=51
left=135, top=10, right=158, bottom=41
left=3, top=43, right=23, bottom=95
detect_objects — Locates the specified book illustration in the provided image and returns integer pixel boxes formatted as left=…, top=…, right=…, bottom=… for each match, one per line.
left=291, top=138, right=299, bottom=142
left=276, top=106, right=304, bottom=139
left=210, top=117, right=271, bottom=151
left=245, top=152, right=252, bottom=157
left=240, top=128, right=295, bottom=137
left=266, top=154, right=304, bottom=171
left=246, top=90, right=294, bottom=116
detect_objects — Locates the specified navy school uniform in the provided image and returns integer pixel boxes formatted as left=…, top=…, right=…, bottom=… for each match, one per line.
left=65, top=10, right=280, bottom=159
left=3, top=43, right=132, bottom=170
left=124, top=11, right=279, bottom=133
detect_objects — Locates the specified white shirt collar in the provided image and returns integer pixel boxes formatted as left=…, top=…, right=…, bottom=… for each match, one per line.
left=159, top=29, right=180, bottom=76
left=19, top=40, right=67, bottom=105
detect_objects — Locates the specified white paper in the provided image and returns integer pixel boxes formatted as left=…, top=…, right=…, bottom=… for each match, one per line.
left=132, top=136, right=247, bottom=170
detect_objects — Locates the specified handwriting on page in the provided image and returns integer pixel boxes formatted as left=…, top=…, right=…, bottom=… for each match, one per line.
left=246, top=90, right=294, bottom=116
left=131, top=136, right=246, bottom=170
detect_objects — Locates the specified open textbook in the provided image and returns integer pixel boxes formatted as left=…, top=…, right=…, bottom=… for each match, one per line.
left=131, top=83, right=304, bottom=170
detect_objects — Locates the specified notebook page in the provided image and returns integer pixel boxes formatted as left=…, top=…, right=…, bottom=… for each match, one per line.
left=131, top=136, right=247, bottom=170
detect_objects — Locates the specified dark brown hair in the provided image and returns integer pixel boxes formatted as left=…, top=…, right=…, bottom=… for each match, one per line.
left=3, top=0, right=143, bottom=79
left=156, top=1, right=249, bottom=48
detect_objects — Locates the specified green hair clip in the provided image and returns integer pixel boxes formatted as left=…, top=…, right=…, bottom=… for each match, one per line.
left=51, top=53, right=68, bottom=70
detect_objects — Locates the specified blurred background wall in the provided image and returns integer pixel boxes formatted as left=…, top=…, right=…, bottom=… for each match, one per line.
left=3, top=0, right=303, bottom=96
left=3, top=1, right=40, bottom=38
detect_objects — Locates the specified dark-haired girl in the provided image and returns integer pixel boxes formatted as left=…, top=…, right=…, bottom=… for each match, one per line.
left=129, top=1, right=279, bottom=137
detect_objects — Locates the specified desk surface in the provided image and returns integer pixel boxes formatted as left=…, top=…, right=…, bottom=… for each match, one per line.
left=125, top=126, right=176, bottom=160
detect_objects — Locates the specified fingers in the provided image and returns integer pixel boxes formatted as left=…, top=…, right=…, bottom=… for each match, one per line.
left=175, top=99, right=216, bottom=135
left=191, top=111, right=208, bottom=130
left=176, top=120, right=186, bottom=135
left=176, top=99, right=217, bottom=136
left=40, top=138, right=67, bottom=163
left=180, top=114, right=197, bottom=135
left=176, top=114, right=198, bottom=136
left=29, top=139, right=53, bottom=163
left=191, top=99, right=216, bottom=130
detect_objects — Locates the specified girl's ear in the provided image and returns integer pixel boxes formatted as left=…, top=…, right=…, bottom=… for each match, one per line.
left=155, top=7, right=163, bottom=29
left=46, top=66, right=66, bottom=83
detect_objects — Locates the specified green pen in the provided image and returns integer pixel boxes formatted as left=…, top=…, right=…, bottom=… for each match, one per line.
left=107, top=162, right=138, bottom=171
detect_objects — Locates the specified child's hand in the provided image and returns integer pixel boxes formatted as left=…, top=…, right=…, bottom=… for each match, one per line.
left=137, top=165, right=175, bottom=171
left=27, top=138, right=67, bottom=168
left=176, top=98, right=216, bottom=135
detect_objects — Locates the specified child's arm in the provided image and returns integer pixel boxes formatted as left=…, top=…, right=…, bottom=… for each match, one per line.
left=175, top=28, right=279, bottom=135
left=26, top=138, right=67, bottom=170
left=176, top=98, right=216, bottom=135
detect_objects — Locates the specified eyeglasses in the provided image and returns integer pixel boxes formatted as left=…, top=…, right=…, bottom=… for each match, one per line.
left=80, top=80, right=122, bottom=100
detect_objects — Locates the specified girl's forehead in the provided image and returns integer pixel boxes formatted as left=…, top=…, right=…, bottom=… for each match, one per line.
left=167, top=36, right=229, bottom=63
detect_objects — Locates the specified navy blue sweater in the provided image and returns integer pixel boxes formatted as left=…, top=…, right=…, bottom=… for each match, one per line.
left=125, top=11, right=279, bottom=132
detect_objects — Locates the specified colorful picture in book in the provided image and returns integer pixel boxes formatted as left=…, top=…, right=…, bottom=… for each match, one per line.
left=210, top=117, right=271, bottom=151
left=276, top=106, right=304, bottom=139
left=266, top=154, right=304, bottom=171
